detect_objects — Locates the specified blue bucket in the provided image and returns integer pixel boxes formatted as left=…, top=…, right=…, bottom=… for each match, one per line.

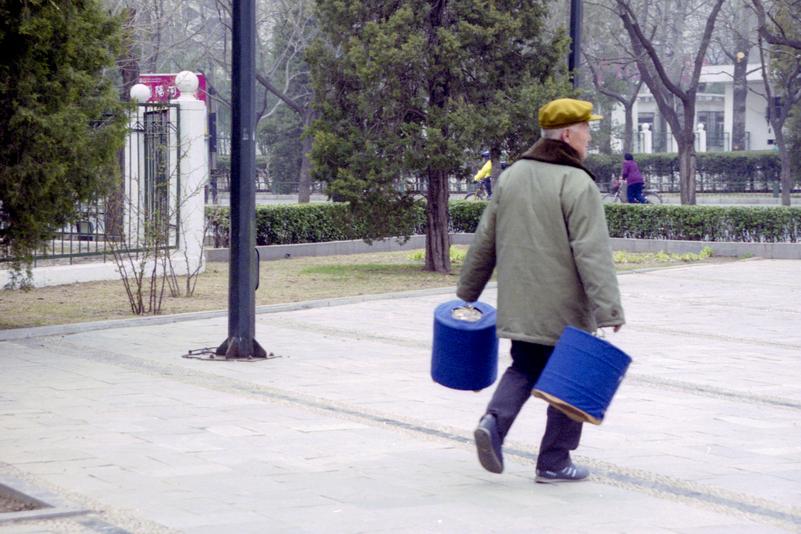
left=431, top=300, right=498, bottom=391
left=533, top=326, right=631, bottom=425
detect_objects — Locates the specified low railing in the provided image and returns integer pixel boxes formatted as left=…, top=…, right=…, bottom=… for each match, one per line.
left=0, top=198, right=176, bottom=268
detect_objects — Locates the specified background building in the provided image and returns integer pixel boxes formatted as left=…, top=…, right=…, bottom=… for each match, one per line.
left=611, top=64, right=774, bottom=153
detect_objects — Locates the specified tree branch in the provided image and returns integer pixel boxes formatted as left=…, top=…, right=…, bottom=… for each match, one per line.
left=256, top=73, right=304, bottom=115
left=752, top=0, right=801, bottom=50
left=688, top=0, right=726, bottom=98
left=616, top=0, right=686, bottom=100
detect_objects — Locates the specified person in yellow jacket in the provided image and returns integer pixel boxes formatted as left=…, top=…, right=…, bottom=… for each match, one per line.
left=473, top=150, right=493, bottom=198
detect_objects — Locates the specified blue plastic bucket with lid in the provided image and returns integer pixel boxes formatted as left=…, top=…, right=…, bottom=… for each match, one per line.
left=533, top=326, right=631, bottom=424
left=431, top=300, right=498, bottom=391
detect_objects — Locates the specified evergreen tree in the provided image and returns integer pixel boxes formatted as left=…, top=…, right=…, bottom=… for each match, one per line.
left=0, top=0, right=127, bottom=269
left=308, top=0, right=569, bottom=272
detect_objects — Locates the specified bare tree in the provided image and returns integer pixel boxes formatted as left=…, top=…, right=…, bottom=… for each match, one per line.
left=106, top=0, right=319, bottom=203
left=585, top=57, right=643, bottom=154
left=751, top=0, right=801, bottom=205
left=106, top=135, right=209, bottom=313
left=211, top=0, right=317, bottom=202
left=756, top=39, right=801, bottom=204
left=752, top=0, right=801, bottom=51
left=584, top=2, right=644, bottom=154
left=616, top=0, right=725, bottom=204
left=708, top=0, right=759, bottom=151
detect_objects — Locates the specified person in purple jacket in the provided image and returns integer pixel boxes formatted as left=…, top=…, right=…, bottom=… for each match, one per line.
left=621, top=153, right=648, bottom=203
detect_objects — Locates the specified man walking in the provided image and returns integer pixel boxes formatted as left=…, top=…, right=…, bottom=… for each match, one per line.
left=457, top=98, right=625, bottom=483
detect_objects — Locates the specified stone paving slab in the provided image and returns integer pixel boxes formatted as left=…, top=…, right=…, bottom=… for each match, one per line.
left=0, top=259, right=800, bottom=532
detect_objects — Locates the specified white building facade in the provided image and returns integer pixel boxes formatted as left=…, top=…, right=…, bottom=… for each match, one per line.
left=611, top=64, right=774, bottom=153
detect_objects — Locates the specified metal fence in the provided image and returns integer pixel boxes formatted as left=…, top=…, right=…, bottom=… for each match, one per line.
left=207, top=169, right=475, bottom=201
left=0, top=103, right=180, bottom=267
left=208, top=167, right=327, bottom=198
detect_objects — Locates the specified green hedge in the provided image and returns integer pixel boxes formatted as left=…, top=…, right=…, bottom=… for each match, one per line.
left=207, top=201, right=801, bottom=247
left=207, top=203, right=426, bottom=247
left=449, top=200, right=487, bottom=233
left=452, top=203, right=801, bottom=242
left=604, top=204, right=801, bottom=242
left=585, top=151, right=786, bottom=193
left=214, top=155, right=269, bottom=170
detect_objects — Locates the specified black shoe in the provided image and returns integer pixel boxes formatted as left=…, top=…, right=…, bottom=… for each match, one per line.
left=535, top=463, right=589, bottom=483
left=474, top=414, right=503, bottom=474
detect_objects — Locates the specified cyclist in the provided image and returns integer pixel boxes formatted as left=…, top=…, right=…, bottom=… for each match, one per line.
left=621, top=153, right=648, bottom=203
left=473, top=150, right=493, bottom=199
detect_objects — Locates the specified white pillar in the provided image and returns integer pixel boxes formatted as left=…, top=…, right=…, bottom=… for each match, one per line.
left=171, top=71, right=208, bottom=274
left=641, top=123, right=653, bottom=154
left=724, top=82, right=733, bottom=149
left=697, top=123, right=707, bottom=153
left=126, top=84, right=150, bottom=246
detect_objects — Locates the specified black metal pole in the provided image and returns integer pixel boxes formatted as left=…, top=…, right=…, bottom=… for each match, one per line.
left=216, top=0, right=266, bottom=358
left=569, top=0, right=583, bottom=89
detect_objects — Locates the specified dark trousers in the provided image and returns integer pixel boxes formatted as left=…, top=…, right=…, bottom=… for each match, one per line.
left=481, top=177, right=492, bottom=198
left=626, top=182, right=648, bottom=203
left=485, top=340, right=582, bottom=471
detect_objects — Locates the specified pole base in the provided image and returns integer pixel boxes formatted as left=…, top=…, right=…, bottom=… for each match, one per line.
left=215, top=336, right=268, bottom=359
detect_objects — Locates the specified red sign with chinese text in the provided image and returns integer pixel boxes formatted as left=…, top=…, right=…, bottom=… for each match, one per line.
left=138, top=73, right=208, bottom=103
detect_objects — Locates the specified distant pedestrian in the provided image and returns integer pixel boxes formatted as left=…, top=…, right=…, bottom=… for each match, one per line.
left=457, top=98, right=625, bottom=483
left=621, top=153, right=648, bottom=203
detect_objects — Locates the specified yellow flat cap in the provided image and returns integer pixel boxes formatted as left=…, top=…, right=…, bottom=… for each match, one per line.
left=538, top=98, right=603, bottom=129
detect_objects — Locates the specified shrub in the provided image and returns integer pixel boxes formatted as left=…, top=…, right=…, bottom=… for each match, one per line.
left=208, top=202, right=426, bottom=247
left=207, top=202, right=801, bottom=247
left=449, top=200, right=489, bottom=233
left=603, top=204, right=801, bottom=242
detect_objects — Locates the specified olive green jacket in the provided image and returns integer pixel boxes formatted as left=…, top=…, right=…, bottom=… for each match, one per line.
left=456, top=139, right=625, bottom=345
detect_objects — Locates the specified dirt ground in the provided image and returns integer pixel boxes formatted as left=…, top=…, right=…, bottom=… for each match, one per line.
left=0, top=494, right=39, bottom=513
left=0, top=247, right=734, bottom=330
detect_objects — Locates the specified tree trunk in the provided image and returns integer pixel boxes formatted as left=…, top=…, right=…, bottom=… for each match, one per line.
left=600, top=106, right=613, bottom=154
left=677, top=142, right=697, bottom=205
left=297, top=109, right=314, bottom=203
left=655, top=114, right=668, bottom=153
left=774, top=126, right=792, bottom=206
left=623, top=103, right=634, bottom=154
left=731, top=50, right=749, bottom=151
left=425, top=169, right=451, bottom=273
left=424, top=0, right=451, bottom=274
left=780, top=151, right=792, bottom=206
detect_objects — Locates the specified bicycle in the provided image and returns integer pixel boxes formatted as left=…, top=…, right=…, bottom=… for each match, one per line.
left=601, top=181, right=663, bottom=204
left=464, top=180, right=490, bottom=201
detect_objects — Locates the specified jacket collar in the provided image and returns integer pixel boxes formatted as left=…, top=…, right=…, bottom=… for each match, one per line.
left=518, top=139, right=596, bottom=181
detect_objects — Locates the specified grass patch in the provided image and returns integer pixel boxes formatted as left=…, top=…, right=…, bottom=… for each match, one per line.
left=300, top=264, right=422, bottom=277
left=613, top=246, right=714, bottom=267
left=407, top=246, right=467, bottom=264
left=0, top=246, right=731, bottom=330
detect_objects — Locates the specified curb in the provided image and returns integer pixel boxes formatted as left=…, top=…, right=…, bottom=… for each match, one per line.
left=207, top=235, right=801, bottom=263
left=207, top=233, right=475, bottom=262
left=610, top=238, right=801, bottom=259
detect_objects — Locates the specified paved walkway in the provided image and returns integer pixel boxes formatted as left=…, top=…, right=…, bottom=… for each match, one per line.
left=1, top=259, right=800, bottom=533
